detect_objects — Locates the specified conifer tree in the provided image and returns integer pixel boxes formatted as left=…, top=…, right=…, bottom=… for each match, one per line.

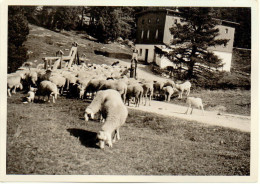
left=169, top=8, right=229, bottom=79
left=8, top=7, right=29, bottom=73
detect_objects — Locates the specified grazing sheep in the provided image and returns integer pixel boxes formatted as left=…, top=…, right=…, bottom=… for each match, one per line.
left=163, top=80, right=176, bottom=88
left=76, top=77, right=91, bottom=98
left=7, top=75, right=24, bottom=97
left=126, top=83, right=143, bottom=107
left=162, top=86, right=176, bottom=102
left=84, top=89, right=128, bottom=149
left=185, top=97, right=204, bottom=115
left=37, top=80, right=59, bottom=103
left=49, top=75, right=66, bottom=95
left=175, top=81, right=191, bottom=99
left=85, top=79, right=107, bottom=99
left=98, top=80, right=127, bottom=103
left=142, top=82, right=154, bottom=106
left=153, top=81, right=165, bottom=99
left=27, top=71, right=38, bottom=86
left=37, top=70, right=52, bottom=84
left=63, top=73, right=78, bottom=91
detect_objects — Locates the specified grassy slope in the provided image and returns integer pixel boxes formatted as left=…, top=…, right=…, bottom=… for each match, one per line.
left=25, top=24, right=251, bottom=116
left=7, top=93, right=250, bottom=175
left=25, top=24, right=132, bottom=67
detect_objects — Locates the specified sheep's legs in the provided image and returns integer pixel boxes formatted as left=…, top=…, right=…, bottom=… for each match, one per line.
left=116, top=128, right=120, bottom=140
left=178, top=91, right=183, bottom=99
left=190, top=107, right=194, bottom=115
left=12, top=86, right=17, bottom=94
left=201, top=105, right=205, bottom=115
left=186, top=89, right=190, bottom=96
left=185, top=104, right=191, bottom=114
left=7, top=88, right=11, bottom=97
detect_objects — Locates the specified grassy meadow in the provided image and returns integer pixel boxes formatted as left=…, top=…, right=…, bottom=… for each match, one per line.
left=7, top=92, right=250, bottom=175
left=6, top=23, right=251, bottom=176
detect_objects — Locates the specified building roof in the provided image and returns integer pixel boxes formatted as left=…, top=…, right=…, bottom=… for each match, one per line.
left=136, top=8, right=239, bottom=27
left=136, top=8, right=182, bottom=17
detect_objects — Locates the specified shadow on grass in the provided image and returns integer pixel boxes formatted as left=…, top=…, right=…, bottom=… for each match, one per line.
left=67, top=128, right=99, bottom=149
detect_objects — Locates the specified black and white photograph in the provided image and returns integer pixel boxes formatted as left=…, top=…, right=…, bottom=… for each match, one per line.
left=0, top=0, right=258, bottom=183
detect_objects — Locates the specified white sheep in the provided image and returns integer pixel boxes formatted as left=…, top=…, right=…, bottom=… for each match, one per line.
left=142, top=82, right=154, bottom=106
left=37, top=80, right=59, bottom=103
left=98, top=80, right=128, bottom=103
left=26, top=91, right=36, bottom=103
left=49, top=75, right=66, bottom=95
left=85, top=79, right=107, bottom=99
left=126, top=83, right=143, bottom=107
left=7, top=74, right=24, bottom=97
left=153, top=81, right=165, bottom=99
left=27, top=70, right=38, bottom=86
left=163, top=80, right=176, bottom=88
left=175, top=81, right=191, bottom=99
left=185, top=97, right=204, bottom=115
left=84, top=89, right=128, bottom=149
left=162, top=86, right=176, bottom=102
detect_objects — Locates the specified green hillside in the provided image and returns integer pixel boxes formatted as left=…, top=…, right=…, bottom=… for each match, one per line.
left=24, top=24, right=133, bottom=68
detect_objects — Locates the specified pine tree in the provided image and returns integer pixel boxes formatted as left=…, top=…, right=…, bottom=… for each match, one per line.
left=8, top=7, right=29, bottom=73
left=169, top=7, right=229, bottom=79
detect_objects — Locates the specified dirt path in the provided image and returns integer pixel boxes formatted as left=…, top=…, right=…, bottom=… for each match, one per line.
left=116, top=59, right=251, bottom=133
left=128, top=100, right=251, bottom=132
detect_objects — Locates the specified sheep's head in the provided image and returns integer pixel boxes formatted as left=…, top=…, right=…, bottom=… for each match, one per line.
left=97, top=131, right=112, bottom=149
left=77, top=85, right=85, bottom=98
left=29, top=86, right=37, bottom=92
left=50, top=91, right=59, bottom=100
left=84, top=108, right=94, bottom=121
left=18, top=83, right=23, bottom=90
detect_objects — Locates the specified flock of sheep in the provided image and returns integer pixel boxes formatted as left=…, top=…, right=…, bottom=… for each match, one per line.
left=7, top=62, right=204, bottom=149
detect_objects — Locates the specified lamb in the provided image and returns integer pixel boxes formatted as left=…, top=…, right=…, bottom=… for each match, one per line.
left=98, top=80, right=127, bottom=103
left=142, top=82, right=154, bottom=106
left=84, top=89, right=128, bottom=149
left=126, top=83, right=143, bottom=107
left=185, top=97, right=204, bottom=115
left=26, top=91, right=36, bottom=103
left=162, top=86, right=176, bottom=102
left=36, top=80, right=59, bottom=103
left=175, top=81, right=191, bottom=99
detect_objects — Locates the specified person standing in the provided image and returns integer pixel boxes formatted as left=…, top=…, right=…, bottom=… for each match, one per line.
left=131, top=49, right=138, bottom=79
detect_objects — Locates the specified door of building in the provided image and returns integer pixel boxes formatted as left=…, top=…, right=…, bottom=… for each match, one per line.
left=145, top=49, right=149, bottom=63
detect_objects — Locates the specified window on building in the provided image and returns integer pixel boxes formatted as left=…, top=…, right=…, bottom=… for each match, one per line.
left=139, top=49, right=142, bottom=56
left=141, top=30, right=144, bottom=39
left=156, top=18, right=160, bottom=23
left=148, top=19, right=151, bottom=23
left=225, top=28, right=228, bottom=33
left=142, top=19, right=145, bottom=24
left=147, top=30, right=150, bottom=39
left=155, top=29, right=158, bottom=39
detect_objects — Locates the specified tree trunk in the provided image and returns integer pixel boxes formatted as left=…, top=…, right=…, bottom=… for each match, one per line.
left=187, top=61, right=195, bottom=79
left=187, top=46, right=197, bottom=79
